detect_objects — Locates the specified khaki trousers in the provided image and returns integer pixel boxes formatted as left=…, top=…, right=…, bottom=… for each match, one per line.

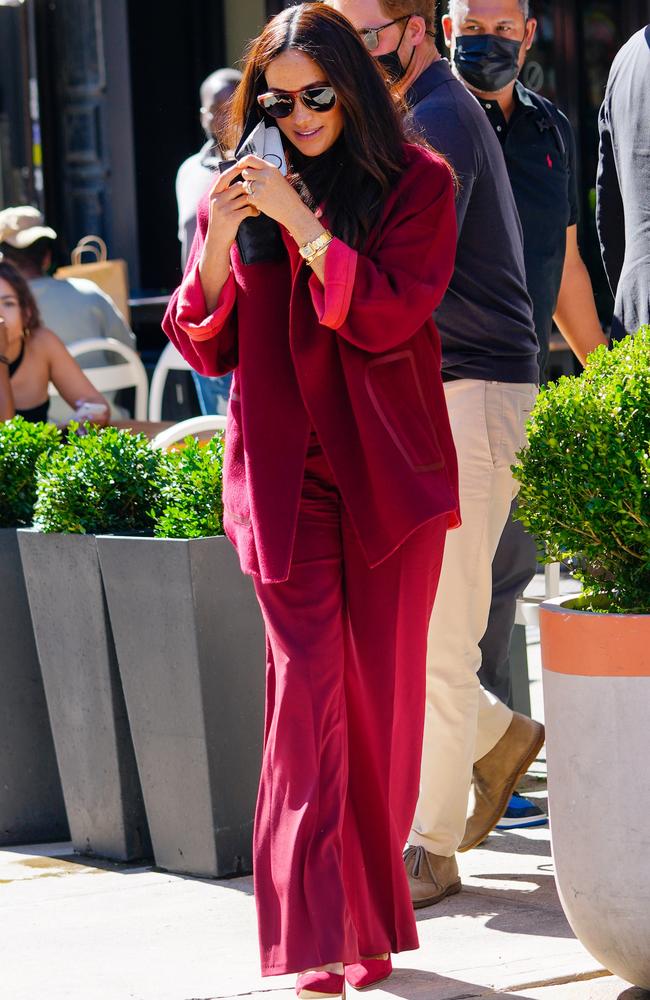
left=411, top=378, right=538, bottom=857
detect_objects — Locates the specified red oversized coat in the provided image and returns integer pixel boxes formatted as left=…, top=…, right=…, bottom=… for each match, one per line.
left=163, top=143, right=460, bottom=584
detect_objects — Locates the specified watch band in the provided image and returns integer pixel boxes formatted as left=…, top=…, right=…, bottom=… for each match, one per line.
left=299, top=230, right=333, bottom=264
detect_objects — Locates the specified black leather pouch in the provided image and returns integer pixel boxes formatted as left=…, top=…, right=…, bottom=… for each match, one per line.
left=218, top=153, right=285, bottom=266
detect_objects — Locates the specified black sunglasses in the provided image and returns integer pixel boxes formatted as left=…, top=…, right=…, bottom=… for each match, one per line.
left=360, top=14, right=411, bottom=51
left=257, top=85, right=337, bottom=119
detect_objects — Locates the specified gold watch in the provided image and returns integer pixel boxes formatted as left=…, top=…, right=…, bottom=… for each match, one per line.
left=299, top=230, right=333, bottom=265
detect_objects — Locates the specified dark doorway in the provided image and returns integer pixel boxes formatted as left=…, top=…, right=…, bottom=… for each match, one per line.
left=127, top=1, right=226, bottom=294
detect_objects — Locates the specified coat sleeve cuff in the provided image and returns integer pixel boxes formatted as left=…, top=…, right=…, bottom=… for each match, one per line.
left=176, top=264, right=236, bottom=342
left=308, top=238, right=357, bottom=330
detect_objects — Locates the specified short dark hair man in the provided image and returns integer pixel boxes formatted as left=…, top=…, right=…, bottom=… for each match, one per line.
left=330, top=0, right=544, bottom=908
left=175, top=68, right=242, bottom=416
left=175, top=68, right=242, bottom=269
left=597, top=24, right=650, bottom=342
left=444, top=0, right=607, bottom=381
left=443, top=0, right=608, bottom=831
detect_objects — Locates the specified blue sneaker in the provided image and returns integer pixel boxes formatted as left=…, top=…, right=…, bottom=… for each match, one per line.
left=495, top=793, right=548, bottom=830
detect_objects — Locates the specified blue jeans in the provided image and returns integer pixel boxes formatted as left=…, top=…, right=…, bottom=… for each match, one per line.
left=191, top=372, right=233, bottom=416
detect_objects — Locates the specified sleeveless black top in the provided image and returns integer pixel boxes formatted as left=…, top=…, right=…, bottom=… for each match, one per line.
left=9, top=341, right=50, bottom=423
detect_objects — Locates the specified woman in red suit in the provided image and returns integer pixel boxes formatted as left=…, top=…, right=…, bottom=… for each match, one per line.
left=164, top=6, right=458, bottom=996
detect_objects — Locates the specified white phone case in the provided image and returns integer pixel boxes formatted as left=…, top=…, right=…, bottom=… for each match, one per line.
left=239, top=121, right=287, bottom=175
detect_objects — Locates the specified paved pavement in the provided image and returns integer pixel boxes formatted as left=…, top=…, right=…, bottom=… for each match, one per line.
left=2, top=596, right=647, bottom=1000
left=0, top=823, right=640, bottom=1000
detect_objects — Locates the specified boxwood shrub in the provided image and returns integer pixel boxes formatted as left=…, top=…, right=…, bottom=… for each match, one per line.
left=155, top=433, right=224, bottom=539
left=513, top=330, right=650, bottom=614
left=0, top=417, right=62, bottom=528
left=34, top=424, right=164, bottom=535
left=33, top=424, right=225, bottom=539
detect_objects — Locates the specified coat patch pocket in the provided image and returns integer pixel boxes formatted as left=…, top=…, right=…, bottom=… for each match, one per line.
left=365, top=351, right=446, bottom=473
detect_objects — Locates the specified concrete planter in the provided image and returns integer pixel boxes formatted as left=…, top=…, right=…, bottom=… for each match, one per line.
left=0, top=528, right=68, bottom=845
left=17, top=530, right=151, bottom=861
left=96, top=534, right=265, bottom=878
left=540, top=596, right=650, bottom=990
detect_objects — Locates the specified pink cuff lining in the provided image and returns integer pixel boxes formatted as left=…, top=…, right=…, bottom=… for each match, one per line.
left=308, top=238, right=357, bottom=329
left=176, top=264, right=236, bottom=342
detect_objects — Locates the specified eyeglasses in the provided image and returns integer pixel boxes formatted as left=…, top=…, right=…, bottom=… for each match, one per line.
left=257, top=85, right=337, bottom=119
left=360, top=14, right=411, bottom=51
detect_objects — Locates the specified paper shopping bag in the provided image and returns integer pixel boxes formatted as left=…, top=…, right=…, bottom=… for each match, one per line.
left=55, top=235, right=131, bottom=323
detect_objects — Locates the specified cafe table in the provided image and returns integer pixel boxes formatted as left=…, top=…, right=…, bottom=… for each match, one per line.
left=112, top=419, right=174, bottom=440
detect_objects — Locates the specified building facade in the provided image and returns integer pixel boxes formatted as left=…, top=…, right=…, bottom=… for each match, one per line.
left=1, top=0, right=649, bottom=324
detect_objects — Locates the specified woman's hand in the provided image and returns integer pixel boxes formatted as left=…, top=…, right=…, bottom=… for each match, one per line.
left=0, top=319, right=14, bottom=420
left=239, top=155, right=310, bottom=230
left=0, top=317, right=10, bottom=359
left=204, top=162, right=261, bottom=252
left=72, top=399, right=110, bottom=428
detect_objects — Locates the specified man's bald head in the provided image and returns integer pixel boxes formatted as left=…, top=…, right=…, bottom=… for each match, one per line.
left=200, top=68, right=242, bottom=142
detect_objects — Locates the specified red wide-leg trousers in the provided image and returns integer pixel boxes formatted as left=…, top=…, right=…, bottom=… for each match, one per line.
left=252, top=441, right=447, bottom=976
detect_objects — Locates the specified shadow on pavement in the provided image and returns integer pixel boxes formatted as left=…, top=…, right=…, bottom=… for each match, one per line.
left=479, top=831, right=552, bottom=857
left=415, top=872, right=575, bottom=939
left=378, top=968, right=569, bottom=999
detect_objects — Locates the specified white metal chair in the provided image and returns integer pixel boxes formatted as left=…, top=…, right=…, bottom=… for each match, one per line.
left=148, top=342, right=193, bottom=421
left=151, top=415, right=227, bottom=450
left=49, top=337, right=149, bottom=420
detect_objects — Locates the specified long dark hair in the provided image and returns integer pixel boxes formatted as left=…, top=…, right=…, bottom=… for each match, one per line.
left=229, top=4, right=412, bottom=247
left=0, top=259, right=42, bottom=334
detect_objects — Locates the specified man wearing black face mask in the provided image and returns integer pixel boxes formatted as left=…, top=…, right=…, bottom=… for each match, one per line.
left=332, top=0, right=545, bottom=910
left=444, top=0, right=607, bottom=832
left=444, top=0, right=606, bottom=381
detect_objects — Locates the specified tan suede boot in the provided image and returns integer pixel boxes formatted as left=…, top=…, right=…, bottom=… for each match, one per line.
left=404, top=845, right=462, bottom=909
left=459, top=713, right=545, bottom=852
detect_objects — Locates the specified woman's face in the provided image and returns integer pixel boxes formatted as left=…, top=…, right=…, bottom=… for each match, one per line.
left=0, top=278, right=24, bottom=345
left=264, top=50, right=344, bottom=157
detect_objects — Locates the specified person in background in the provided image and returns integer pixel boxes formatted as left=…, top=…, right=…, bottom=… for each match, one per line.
left=597, top=24, right=650, bottom=342
left=164, top=6, right=459, bottom=993
left=443, top=0, right=607, bottom=831
left=0, top=259, right=109, bottom=426
left=176, top=67, right=243, bottom=269
left=0, top=206, right=136, bottom=422
left=330, top=0, right=544, bottom=908
left=175, top=68, right=242, bottom=416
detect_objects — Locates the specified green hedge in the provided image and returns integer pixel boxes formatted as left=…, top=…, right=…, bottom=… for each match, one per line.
left=34, top=425, right=163, bottom=535
left=155, top=435, right=224, bottom=539
left=514, top=330, right=650, bottom=614
left=0, top=417, right=62, bottom=529
left=31, top=424, right=224, bottom=540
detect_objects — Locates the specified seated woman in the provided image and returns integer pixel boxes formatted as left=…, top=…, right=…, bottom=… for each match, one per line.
left=0, top=259, right=109, bottom=425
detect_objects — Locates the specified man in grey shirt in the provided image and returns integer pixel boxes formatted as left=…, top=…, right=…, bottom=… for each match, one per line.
left=597, top=25, right=650, bottom=341
left=331, top=0, right=544, bottom=909
left=175, top=68, right=242, bottom=270
left=175, top=68, right=241, bottom=416
left=0, top=206, right=136, bottom=420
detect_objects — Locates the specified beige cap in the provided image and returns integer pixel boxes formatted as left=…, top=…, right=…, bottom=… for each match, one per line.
left=0, top=206, right=57, bottom=248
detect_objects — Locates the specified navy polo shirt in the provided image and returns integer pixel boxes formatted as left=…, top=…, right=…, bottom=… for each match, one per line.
left=479, top=82, right=579, bottom=380
left=407, top=59, right=539, bottom=384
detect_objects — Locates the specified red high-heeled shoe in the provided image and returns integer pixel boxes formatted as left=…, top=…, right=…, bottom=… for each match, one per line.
left=345, top=954, right=392, bottom=990
left=295, top=969, right=346, bottom=999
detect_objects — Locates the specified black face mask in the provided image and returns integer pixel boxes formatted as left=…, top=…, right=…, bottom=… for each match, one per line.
left=377, top=18, right=414, bottom=82
left=453, top=33, right=524, bottom=92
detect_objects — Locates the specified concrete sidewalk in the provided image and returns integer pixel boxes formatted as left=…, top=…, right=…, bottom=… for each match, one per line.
left=0, top=823, right=639, bottom=1000
left=1, top=602, right=645, bottom=1000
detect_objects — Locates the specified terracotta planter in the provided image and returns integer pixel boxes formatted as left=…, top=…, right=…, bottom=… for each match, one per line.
left=540, top=596, right=650, bottom=990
